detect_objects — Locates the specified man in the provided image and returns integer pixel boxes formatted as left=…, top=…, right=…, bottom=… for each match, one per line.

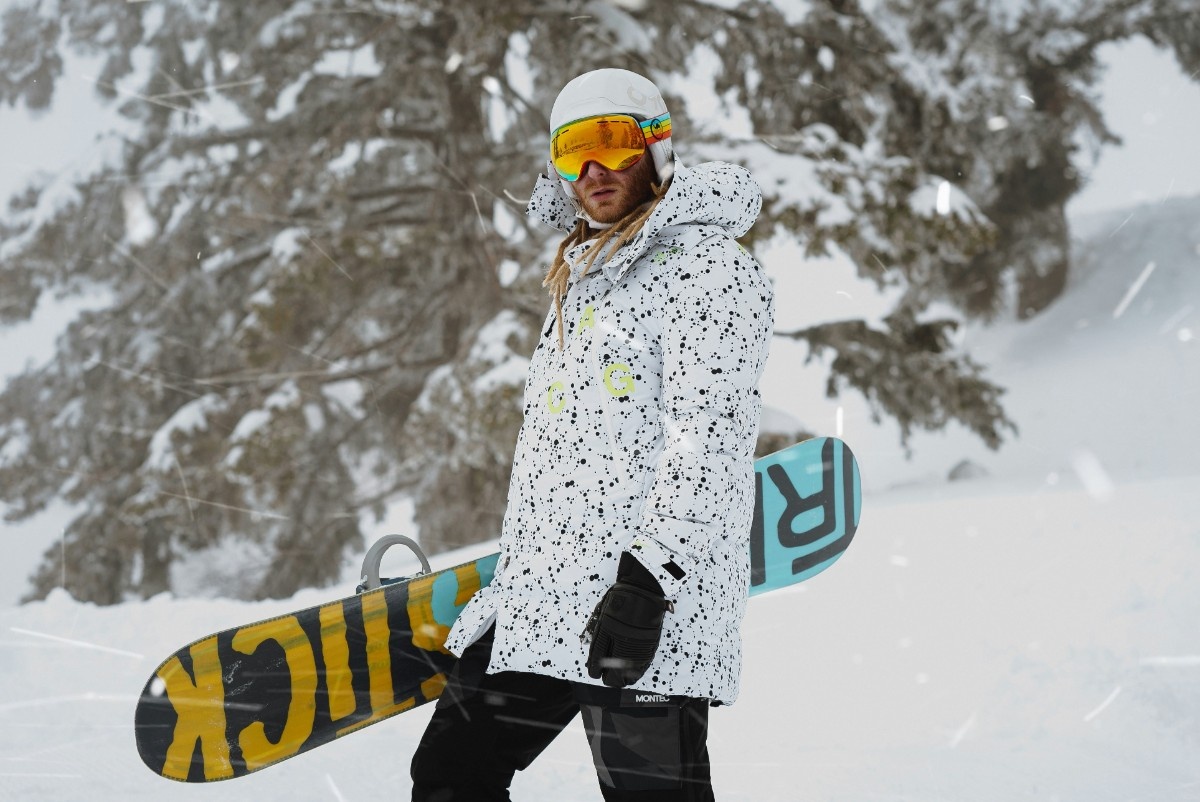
left=410, top=68, right=774, bottom=802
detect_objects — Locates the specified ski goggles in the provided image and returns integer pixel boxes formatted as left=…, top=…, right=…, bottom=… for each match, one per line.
left=550, top=112, right=671, bottom=182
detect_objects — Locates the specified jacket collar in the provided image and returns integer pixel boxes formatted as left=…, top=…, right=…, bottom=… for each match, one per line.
left=528, top=160, right=763, bottom=285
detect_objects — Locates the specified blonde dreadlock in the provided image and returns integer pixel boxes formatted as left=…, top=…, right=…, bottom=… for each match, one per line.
left=543, top=181, right=670, bottom=349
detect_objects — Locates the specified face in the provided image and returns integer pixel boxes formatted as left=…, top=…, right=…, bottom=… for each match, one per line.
left=573, top=151, right=658, bottom=225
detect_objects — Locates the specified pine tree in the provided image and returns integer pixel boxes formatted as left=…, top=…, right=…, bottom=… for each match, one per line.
left=1, top=1, right=540, bottom=601
left=0, top=0, right=1195, bottom=602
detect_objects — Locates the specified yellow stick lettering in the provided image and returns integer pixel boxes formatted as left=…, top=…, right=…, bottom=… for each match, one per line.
left=333, top=675, right=443, bottom=739
left=453, top=563, right=483, bottom=606
left=318, top=602, right=356, bottom=722
left=156, top=636, right=233, bottom=781
left=231, top=617, right=317, bottom=772
left=421, top=671, right=448, bottom=702
left=405, top=574, right=446, bottom=653
left=408, top=564, right=483, bottom=653
left=334, top=672, right=448, bottom=738
left=360, top=589, right=395, bottom=714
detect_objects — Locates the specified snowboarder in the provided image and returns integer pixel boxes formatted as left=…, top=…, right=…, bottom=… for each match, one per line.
left=410, top=67, right=775, bottom=801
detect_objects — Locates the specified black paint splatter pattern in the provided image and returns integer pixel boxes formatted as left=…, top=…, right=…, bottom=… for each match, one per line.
left=446, top=161, right=775, bottom=704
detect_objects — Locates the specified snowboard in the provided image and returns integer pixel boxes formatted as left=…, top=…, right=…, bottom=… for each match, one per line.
left=134, top=436, right=861, bottom=782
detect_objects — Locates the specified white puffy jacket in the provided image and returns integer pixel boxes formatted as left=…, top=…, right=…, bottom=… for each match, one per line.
left=444, top=161, right=774, bottom=703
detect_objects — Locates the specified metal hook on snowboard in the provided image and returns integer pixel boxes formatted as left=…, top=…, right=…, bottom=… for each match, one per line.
left=357, top=534, right=432, bottom=593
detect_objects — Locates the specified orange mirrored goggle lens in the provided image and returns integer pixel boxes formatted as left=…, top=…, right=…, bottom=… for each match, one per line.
left=551, top=113, right=671, bottom=182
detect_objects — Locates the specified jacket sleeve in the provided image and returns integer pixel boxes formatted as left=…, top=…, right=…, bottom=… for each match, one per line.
left=630, top=234, right=775, bottom=598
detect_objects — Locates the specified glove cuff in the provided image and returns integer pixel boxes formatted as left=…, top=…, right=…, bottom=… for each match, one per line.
left=617, top=551, right=664, bottom=595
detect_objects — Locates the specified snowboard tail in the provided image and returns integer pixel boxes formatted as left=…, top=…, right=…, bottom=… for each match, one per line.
left=751, top=436, right=859, bottom=594
left=135, top=556, right=498, bottom=781
left=135, top=436, right=861, bottom=781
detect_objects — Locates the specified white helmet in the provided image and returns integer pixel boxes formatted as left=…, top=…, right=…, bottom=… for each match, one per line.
left=549, top=68, right=675, bottom=195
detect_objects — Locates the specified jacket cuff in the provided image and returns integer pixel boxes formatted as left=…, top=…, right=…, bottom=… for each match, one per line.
left=627, top=535, right=690, bottom=600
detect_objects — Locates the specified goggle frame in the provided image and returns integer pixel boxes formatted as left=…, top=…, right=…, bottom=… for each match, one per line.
left=550, top=112, right=671, bottom=182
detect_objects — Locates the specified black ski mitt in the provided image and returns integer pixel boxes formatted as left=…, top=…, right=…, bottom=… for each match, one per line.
left=584, top=552, right=672, bottom=688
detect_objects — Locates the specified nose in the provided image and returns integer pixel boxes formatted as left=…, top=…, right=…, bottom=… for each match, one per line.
left=577, top=160, right=612, bottom=182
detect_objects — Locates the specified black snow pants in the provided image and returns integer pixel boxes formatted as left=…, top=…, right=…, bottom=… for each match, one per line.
left=410, top=626, right=715, bottom=801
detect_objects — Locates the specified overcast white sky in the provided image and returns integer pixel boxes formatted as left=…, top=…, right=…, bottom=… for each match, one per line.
left=0, top=32, right=1198, bottom=604
left=1068, top=38, right=1200, bottom=216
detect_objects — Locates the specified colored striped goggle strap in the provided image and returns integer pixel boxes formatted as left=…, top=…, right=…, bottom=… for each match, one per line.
left=639, top=112, right=671, bottom=146
left=550, top=112, right=671, bottom=182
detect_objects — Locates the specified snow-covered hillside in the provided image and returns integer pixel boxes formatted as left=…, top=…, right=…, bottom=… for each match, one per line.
left=2, top=196, right=1198, bottom=799
left=763, top=193, right=1200, bottom=494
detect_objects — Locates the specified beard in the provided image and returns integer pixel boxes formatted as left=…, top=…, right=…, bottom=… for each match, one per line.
left=577, top=154, right=659, bottom=224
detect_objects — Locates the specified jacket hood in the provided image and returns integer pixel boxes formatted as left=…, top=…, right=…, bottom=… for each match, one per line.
left=527, top=160, right=762, bottom=242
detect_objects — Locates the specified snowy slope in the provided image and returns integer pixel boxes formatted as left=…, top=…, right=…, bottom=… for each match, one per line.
left=761, top=193, right=1200, bottom=494
left=2, top=197, right=1199, bottom=799
left=2, top=477, right=1197, bottom=799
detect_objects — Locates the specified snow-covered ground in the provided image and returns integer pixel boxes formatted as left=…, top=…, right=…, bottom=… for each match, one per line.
left=2, top=193, right=1198, bottom=799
